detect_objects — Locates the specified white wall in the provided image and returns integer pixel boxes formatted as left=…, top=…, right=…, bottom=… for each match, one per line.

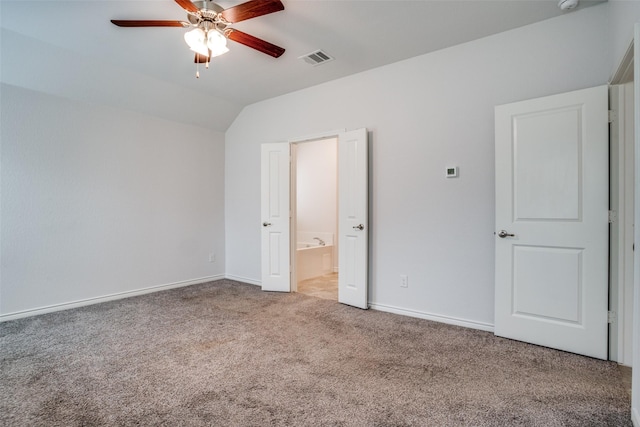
left=225, top=4, right=611, bottom=328
left=296, top=138, right=337, bottom=240
left=1, top=84, right=226, bottom=318
left=609, top=1, right=640, bottom=78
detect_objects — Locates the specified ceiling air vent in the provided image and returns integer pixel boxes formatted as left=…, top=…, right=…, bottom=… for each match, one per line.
left=299, top=50, right=334, bottom=66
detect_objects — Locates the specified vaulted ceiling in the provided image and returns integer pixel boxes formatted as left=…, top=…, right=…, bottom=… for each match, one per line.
left=0, top=0, right=604, bottom=132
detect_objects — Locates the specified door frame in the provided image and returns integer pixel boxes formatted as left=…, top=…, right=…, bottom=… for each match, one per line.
left=610, top=31, right=639, bottom=425
left=609, top=40, right=635, bottom=366
left=289, top=132, right=342, bottom=293
left=284, top=128, right=369, bottom=309
left=609, top=84, right=635, bottom=364
left=290, top=142, right=299, bottom=293
left=289, top=129, right=346, bottom=295
left=631, top=24, right=640, bottom=426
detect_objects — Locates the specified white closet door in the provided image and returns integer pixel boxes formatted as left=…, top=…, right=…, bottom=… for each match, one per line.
left=494, top=86, right=608, bottom=359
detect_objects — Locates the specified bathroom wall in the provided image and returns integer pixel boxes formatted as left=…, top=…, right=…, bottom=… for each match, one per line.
left=296, top=138, right=338, bottom=271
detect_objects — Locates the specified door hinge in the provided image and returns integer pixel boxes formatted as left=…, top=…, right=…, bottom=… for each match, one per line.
left=608, top=311, right=616, bottom=324
left=608, top=110, right=617, bottom=123
left=608, top=210, right=617, bottom=223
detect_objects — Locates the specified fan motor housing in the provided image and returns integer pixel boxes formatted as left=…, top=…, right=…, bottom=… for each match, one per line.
left=193, top=1, right=223, bottom=13
left=188, top=1, right=224, bottom=25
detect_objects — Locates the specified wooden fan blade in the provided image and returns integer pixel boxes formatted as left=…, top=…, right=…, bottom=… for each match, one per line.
left=221, top=0, right=284, bottom=23
left=111, top=20, right=189, bottom=27
left=228, top=29, right=285, bottom=58
left=175, top=0, right=200, bottom=14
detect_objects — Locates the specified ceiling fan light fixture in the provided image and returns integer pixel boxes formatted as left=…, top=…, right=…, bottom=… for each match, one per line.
left=184, top=28, right=209, bottom=57
left=112, top=0, right=286, bottom=76
left=207, top=30, right=229, bottom=57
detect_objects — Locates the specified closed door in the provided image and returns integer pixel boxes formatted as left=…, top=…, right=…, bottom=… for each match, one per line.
left=494, top=85, right=608, bottom=359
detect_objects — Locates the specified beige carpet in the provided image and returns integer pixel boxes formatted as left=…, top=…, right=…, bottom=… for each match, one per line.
left=0, top=279, right=632, bottom=426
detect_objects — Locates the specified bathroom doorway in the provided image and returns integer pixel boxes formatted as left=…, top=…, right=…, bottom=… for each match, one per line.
left=291, top=137, right=338, bottom=301
left=261, top=128, right=367, bottom=306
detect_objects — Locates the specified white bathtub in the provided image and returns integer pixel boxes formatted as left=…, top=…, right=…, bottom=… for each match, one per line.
left=297, top=241, right=327, bottom=250
left=296, top=242, right=334, bottom=281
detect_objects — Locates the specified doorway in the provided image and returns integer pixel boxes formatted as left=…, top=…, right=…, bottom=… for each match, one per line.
left=261, top=128, right=368, bottom=309
left=292, top=137, right=339, bottom=301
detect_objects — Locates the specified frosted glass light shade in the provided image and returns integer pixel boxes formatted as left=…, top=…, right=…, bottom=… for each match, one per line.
left=207, top=30, right=229, bottom=57
left=207, top=31, right=229, bottom=57
left=184, top=28, right=209, bottom=57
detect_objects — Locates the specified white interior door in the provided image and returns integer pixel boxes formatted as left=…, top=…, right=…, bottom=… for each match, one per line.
left=494, top=85, right=609, bottom=360
left=261, top=142, right=291, bottom=292
left=338, top=128, right=368, bottom=309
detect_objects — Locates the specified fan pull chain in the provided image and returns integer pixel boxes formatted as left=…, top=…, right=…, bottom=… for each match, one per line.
left=196, top=61, right=200, bottom=79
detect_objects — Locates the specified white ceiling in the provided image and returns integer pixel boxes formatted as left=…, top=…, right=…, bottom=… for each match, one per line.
left=0, top=0, right=604, bottom=132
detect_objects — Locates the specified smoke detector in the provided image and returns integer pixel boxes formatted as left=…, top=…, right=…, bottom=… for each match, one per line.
left=558, top=0, right=579, bottom=10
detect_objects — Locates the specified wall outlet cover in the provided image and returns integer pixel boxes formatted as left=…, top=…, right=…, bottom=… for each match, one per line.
left=400, top=274, right=408, bottom=288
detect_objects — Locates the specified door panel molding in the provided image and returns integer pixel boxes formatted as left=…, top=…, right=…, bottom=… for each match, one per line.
left=495, top=85, right=608, bottom=360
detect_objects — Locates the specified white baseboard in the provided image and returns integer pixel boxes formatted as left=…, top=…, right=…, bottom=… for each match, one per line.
left=633, top=407, right=639, bottom=427
left=225, top=274, right=261, bottom=286
left=221, top=280, right=491, bottom=333
left=0, top=275, right=224, bottom=322
left=221, top=278, right=495, bottom=333
left=369, top=302, right=495, bottom=333
left=4, top=273, right=494, bottom=333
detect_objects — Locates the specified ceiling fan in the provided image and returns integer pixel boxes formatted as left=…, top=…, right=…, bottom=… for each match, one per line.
left=111, top=0, right=285, bottom=75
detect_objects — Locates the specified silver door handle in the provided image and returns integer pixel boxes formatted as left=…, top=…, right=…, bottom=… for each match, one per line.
left=497, top=230, right=515, bottom=238
left=353, top=224, right=364, bottom=231
left=263, top=222, right=272, bottom=227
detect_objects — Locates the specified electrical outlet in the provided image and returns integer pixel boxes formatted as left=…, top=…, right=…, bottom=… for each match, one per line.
left=209, top=253, right=216, bottom=263
left=400, top=274, right=408, bottom=288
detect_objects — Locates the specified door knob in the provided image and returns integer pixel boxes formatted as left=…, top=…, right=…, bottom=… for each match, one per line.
left=497, top=230, right=515, bottom=238
left=263, top=222, right=272, bottom=227
left=353, top=224, right=364, bottom=231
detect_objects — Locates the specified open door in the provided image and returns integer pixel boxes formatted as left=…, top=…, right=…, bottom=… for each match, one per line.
left=338, top=128, right=369, bottom=309
left=261, top=142, right=291, bottom=292
left=494, top=86, right=609, bottom=359
left=261, top=130, right=369, bottom=306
